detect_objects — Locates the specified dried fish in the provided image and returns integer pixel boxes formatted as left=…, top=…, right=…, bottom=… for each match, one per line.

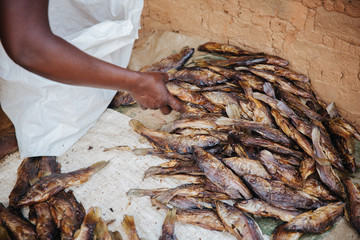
left=215, top=201, right=264, bottom=240
left=166, top=196, right=215, bottom=210
left=283, top=202, right=344, bottom=233
left=303, top=176, right=338, bottom=201
left=109, top=90, right=135, bottom=108
left=140, top=46, right=194, bottom=72
left=299, top=157, right=316, bottom=182
left=221, top=156, right=271, bottom=179
left=168, top=67, right=229, bottom=86
left=252, top=64, right=309, bottom=82
left=130, top=119, right=220, bottom=154
left=198, top=42, right=252, bottom=56
left=312, top=128, right=346, bottom=200
left=228, top=130, right=303, bottom=158
left=343, top=178, right=360, bottom=233
left=216, top=117, right=292, bottom=147
left=193, top=146, right=252, bottom=199
left=18, top=161, right=109, bottom=206
left=0, top=203, right=37, bottom=240
left=259, top=150, right=302, bottom=190
left=271, top=109, right=313, bottom=156
left=271, top=224, right=302, bottom=240
left=49, top=190, right=85, bottom=239
left=176, top=209, right=226, bottom=232
left=159, top=208, right=177, bottom=240
left=242, top=174, right=323, bottom=210
left=9, top=157, right=40, bottom=207
left=234, top=198, right=301, bottom=222
left=144, top=160, right=203, bottom=178
left=237, top=67, right=311, bottom=98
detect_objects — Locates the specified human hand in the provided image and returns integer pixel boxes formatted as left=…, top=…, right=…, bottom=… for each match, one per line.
left=130, top=72, right=184, bottom=115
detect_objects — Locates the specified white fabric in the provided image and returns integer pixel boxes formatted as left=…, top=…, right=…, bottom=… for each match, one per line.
left=0, top=0, right=144, bottom=159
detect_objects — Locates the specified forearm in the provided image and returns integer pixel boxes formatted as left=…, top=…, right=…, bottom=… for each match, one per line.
left=17, top=34, right=144, bottom=92
left=0, top=0, right=142, bottom=93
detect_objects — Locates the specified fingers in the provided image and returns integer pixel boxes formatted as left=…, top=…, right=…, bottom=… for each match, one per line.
left=167, top=95, right=185, bottom=113
left=139, top=104, right=147, bottom=110
left=159, top=105, right=172, bottom=115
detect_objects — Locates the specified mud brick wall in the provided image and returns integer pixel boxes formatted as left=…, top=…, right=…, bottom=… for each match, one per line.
left=139, top=0, right=360, bottom=129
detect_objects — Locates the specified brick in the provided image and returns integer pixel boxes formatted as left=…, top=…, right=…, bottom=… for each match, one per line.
left=276, top=0, right=309, bottom=28
left=314, top=7, right=360, bottom=46
left=322, top=35, right=335, bottom=48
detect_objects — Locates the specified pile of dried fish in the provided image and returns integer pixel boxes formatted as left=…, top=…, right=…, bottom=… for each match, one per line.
left=0, top=156, right=126, bottom=239
left=129, top=42, right=360, bottom=239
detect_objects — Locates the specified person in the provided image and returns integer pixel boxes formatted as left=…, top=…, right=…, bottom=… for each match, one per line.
left=0, top=0, right=184, bottom=159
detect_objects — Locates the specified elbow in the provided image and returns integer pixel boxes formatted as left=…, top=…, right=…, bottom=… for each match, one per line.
left=4, top=40, right=41, bottom=70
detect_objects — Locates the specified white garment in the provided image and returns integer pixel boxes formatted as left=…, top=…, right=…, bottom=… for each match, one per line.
left=0, top=0, right=144, bottom=159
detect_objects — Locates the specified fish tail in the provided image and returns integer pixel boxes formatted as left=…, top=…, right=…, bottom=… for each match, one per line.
left=129, top=119, right=148, bottom=134
left=121, top=215, right=139, bottom=239
left=83, top=207, right=102, bottom=225
left=163, top=208, right=177, bottom=226
left=88, top=160, right=110, bottom=174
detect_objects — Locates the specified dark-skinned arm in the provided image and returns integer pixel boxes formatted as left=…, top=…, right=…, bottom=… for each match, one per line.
left=0, top=0, right=183, bottom=115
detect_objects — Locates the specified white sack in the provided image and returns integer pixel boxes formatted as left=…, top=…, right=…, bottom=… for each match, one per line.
left=0, top=0, right=144, bottom=159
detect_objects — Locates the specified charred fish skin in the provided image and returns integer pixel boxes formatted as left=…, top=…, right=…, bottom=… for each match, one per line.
left=283, top=202, right=344, bottom=233
left=221, top=156, right=271, bottom=180
left=227, top=130, right=303, bottom=158
left=175, top=208, right=226, bottom=232
left=0, top=203, right=37, bottom=240
left=242, top=174, right=323, bottom=211
left=17, top=160, right=109, bottom=206
left=140, top=46, right=194, bottom=72
left=251, top=64, right=309, bottom=83
left=8, top=157, right=41, bottom=207
left=303, top=176, right=338, bottom=202
left=271, top=109, right=313, bottom=157
left=271, top=224, right=303, bottom=240
left=258, top=150, right=302, bottom=190
left=0, top=226, right=11, bottom=240
left=312, top=127, right=346, bottom=200
left=49, top=190, right=85, bottom=239
left=159, top=208, right=177, bottom=240
left=130, top=119, right=220, bottom=154
left=193, top=146, right=252, bottom=199
left=343, top=178, right=360, bottom=233
left=234, top=198, right=301, bottom=222
left=169, top=67, right=229, bottom=87
left=215, top=201, right=264, bottom=240
left=198, top=42, right=253, bottom=56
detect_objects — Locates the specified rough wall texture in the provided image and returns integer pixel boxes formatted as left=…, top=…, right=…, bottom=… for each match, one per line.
left=139, top=0, right=360, bottom=129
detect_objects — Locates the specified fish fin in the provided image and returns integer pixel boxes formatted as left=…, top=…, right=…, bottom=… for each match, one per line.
left=132, top=148, right=162, bottom=156
left=150, top=198, right=170, bottom=211
left=84, top=207, right=102, bottom=224
left=326, top=102, right=338, bottom=119
left=263, top=82, right=276, bottom=98
left=121, top=215, right=140, bottom=239
left=225, top=104, right=242, bottom=120
left=314, top=158, right=332, bottom=166
left=88, top=160, right=110, bottom=173
left=129, top=119, right=148, bottom=133
left=163, top=208, right=177, bottom=227
left=234, top=66, right=249, bottom=71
